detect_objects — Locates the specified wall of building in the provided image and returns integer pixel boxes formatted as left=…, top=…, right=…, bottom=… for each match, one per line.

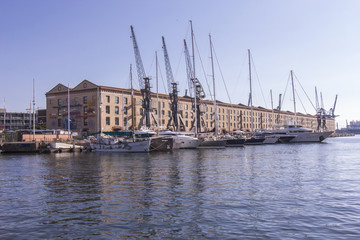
left=46, top=80, right=335, bottom=136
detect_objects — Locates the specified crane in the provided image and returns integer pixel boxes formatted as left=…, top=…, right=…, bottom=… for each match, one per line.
left=130, top=25, right=152, bottom=129
left=183, top=39, right=206, bottom=132
left=162, top=36, right=184, bottom=131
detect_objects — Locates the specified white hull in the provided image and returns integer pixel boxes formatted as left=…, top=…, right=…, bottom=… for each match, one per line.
left=289, top=131, right=333, bottom=143
left=91, top=140, right=150, bottom=153
left=159, top=131, right=200, bottom=149
left=50, top=142, right=82, bottom=149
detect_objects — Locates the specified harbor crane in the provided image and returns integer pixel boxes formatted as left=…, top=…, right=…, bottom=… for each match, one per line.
left=183, top=39, right=206, bottom=133
left=161, top=36, right=185, bottom=131
left=130, top=25, right=152, bottom=129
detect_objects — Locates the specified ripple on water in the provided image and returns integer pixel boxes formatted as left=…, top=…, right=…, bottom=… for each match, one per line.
left=1, top=137, right=360, bottom=239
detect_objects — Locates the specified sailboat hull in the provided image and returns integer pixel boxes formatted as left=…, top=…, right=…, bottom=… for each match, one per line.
left=91, top=139, right=150, bottom=153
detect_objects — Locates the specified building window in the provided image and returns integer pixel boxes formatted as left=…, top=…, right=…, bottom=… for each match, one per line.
left=185, top=104, right=188, bottom=110
left=162, top=119, right=165, bottom=124
left=83, top=106, right=88, bottom=115
left=162, top=110, right=165, bottom=116
left=106, top=96, right=110, bottom=103
left=115, top=106, right=119, bottom=115
left=106, top=117, right=110, bottom=125
left=83, top=96, right=88, bottom=104
left=84, top=117, right=88, bottom=126
left=124, top=108, right=128, bottom=115
left=162, top=102, right=165, bottom=108
left=123, top=117, right=127, bottom=127
left=190, top=112, right=193, bottom=119
left=185, top=112, right=188, bottom=118
left=186, top=120, right=188, bottom=127
left=57, top=108, right=61, bottom=116
left=115, top=117, right=119, bottom=125
left=124, top=97, right=128, bottom=104
left=58, top=99, right=62, bottom=106
left=58, top=119, right=62, bottom=127
left=168, top=111, right=171, bottom=117
left=106, top=106, right=110, bottom=114
left=115, top=96, right=119, bottom=104
left=140, top=108, right=143, bottom=115
left=140, top=99, right=143, bottom=106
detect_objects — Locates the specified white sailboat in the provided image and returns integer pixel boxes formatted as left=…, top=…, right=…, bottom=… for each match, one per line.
left=244, top=49, right=265, bottom=145
left=197, top=34, right=226, bottom=148
left=90, top=65, right=151, bottom=153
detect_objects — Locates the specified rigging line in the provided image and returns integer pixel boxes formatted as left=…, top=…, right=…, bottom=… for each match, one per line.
left=147, top=53, right=156, bottom=80
left=194, top=34, right=213, bottom=99
left=250, top=53, right=267, bottom=108
left=293, top=73, right=317, bottom=112
left=212, top=43, right=232, bottom=104
left=235, top=52, right=248, bottom=104
left=133, top=69, right=140, bottom=90
left=295, top=89, right=308, bottom=114
left=281, top=72, right=291, bottom=109
left=174, top=46, right=184, bottom=87
left=158, top=63, right=168, bottom=95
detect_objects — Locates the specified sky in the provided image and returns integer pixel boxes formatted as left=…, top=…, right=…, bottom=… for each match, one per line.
left=1, top=0, right=360, bottom=128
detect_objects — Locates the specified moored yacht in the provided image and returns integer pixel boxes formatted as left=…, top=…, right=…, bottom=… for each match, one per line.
left=272, top=124, right=332, bottom=143
left=159, top=130, right=200, bottom=149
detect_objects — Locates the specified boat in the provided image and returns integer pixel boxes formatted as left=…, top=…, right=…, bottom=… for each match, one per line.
left=224, top=137, right=245, bottom=147
left=244, top=136, right=265, bottom=145
left=90, top=65, right=151, bottom=153
left=195, top=34, right=226, bottom=150
left=158, top=130, right=200, bottom=149
left=197, top=136, right=226, bottom=149
left=90, top=136, right=151, bottom=153
left=271, top=124, right=332, bottom=143
left=245, top=49, right=264, bottom=145
left=275, top=71, right=333, bottom=143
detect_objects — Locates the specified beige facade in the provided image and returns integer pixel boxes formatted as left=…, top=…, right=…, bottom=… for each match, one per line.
left=46, top=80, right=335, bottom=136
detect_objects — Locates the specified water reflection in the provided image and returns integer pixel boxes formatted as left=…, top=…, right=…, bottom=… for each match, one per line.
left=1, top=137, right=360, bottom=239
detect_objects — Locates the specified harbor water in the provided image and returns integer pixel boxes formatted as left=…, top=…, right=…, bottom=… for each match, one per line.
left=1, top=136, right=360, bottom=239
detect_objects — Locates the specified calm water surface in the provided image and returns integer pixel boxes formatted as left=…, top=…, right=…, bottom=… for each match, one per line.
left=1, top=136, right=360, bottom=239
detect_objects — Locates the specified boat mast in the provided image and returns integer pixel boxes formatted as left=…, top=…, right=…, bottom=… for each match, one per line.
left=270, top=89, right=274, bottom=129
left=3, top=99, right=5, bottom=131
left=130, top=64, right=136, bottom=142
left=248, top=49, right=254, bottom=133
left=67, top=83, right=70, bottom=140
left=290, top=70, right=297, bottom=125
left=32, top=78, right=36, bottom=141
left=210, top=34, right=218, bottom=137
left=156, top=51, right=160, bottom=132
left=190, top=20, right=198, bottom=137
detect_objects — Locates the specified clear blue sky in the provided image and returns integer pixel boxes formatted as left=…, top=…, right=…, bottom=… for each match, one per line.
left=1, top=0, right=359, bottom=128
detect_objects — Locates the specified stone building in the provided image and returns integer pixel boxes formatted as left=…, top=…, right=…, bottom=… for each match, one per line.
left=46, top=80, right=335, bottom=137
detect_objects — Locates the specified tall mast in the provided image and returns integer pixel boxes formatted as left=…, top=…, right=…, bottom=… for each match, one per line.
left=290, top=70, right=297, bottom=125
left=130, top=64, right=136, bottom=142
left=32, top=78, right=35, bottom=141
left=210, top=34, right=218, bottom=137
left=270, top=89, right=274, bottom=129
left=67, top=84, right=70, bottom=140
left=97, top=86, right=100, bottom=134
left=3, top=99, right=5, bottom=131
left=156, top=51, right=160, bottom=131
left=248, top=49, right=254, bottom=133
left=190, top=20, right=197, bottom=136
